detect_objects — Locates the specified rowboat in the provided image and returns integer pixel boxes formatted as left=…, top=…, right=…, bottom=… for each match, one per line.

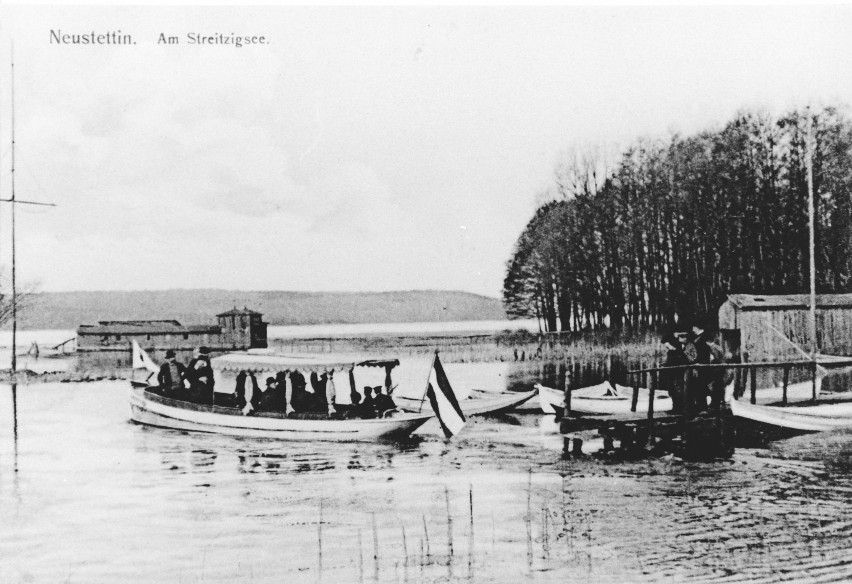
left=535, top=381, right=671, bottom=416
left=130, top=352, right=437, bottom=441
left=728, top=376, right=852, bottom=431
left=395, top=388, right=537, bottom=416
left=730, top=399, right=852, bottom=432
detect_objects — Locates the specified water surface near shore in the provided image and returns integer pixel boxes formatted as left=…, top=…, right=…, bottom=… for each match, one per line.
left=2, top=376, right=852, bottom=583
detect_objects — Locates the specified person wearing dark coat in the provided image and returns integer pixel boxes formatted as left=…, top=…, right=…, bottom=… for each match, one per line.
left=157, top=349, right=186, bottom=398
left=187, top=346, right=215, bottom=404
left=355, top=386, right=377, bottom=419
left=233, top=371, right=248, bottom=409
left=691, top=322, right=728, bottom=410
left=373, top=385, right=397, bottom=417
left=660, top=333, right=689, bottom=413
left=275, top=371, right=289, bottom=412
left=258, top=376, right=286, bottom=412
left=310, top=371, right=329, bottom=412
left=288, top=370, right=312, bottom=413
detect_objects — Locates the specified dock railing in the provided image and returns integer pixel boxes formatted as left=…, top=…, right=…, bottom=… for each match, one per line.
left=562, top=359, right=819, bottom=448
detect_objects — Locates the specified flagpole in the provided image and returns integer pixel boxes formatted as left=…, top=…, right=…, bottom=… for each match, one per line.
left=418, top=350, right=438, bottom=413
left=806, top=113, right=817, bottom=359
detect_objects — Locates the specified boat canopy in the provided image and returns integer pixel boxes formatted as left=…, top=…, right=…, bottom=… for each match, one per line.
left=211, top=352, right=400, bottom=374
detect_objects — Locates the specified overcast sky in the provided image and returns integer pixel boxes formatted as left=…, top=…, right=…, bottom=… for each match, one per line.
left=0, top=5, right=850, bottom=297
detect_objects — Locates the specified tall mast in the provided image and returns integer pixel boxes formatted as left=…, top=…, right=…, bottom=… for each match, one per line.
left=806, top=112, right=817, bottom=359
left=10, top=45, right=16, bottom=373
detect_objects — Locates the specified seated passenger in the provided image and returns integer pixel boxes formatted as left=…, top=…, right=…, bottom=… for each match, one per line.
left=355, top=386, right=377, bottom=419
left=373, top=385, right=397, bottom=417
left=345, top=391, right=363, bottom=419
left=157, top=349, right=186, bottom=398
left=258, top=376, right=286, bottom=412
left=289, top=371, right=313, bottom=413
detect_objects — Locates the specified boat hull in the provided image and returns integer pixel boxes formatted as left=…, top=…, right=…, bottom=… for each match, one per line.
left=535, top=383, right=671, bottom=416
left=396, top=389, right=536, bottom=416
left=130, top=386, right=433, bottom=442
left=730, top=399, right=852, bottom=432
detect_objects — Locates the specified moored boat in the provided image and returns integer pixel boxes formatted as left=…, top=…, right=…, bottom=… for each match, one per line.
left=535, top=381, right=671, bottom=416
left=395, top=387, right=537, bottom=416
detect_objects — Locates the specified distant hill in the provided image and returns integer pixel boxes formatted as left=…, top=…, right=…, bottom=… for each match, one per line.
left=15, top=289, right=507, bottom=330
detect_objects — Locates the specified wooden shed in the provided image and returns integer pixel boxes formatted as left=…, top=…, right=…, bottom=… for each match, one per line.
left=718, top=293, right=852, bottom=361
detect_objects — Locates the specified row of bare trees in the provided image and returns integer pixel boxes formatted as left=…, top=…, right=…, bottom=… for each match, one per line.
left=503, top=107, right=852, bottom=332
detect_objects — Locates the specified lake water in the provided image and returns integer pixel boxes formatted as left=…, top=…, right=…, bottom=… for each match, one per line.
left=3, top=358, right=852, bottom=582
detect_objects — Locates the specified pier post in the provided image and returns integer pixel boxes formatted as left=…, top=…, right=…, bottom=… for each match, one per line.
left=782, top=365, right=789, bottom=405
left=646, top=371, right=656, bottom=447
left=812, top=361, right=818, bottom=402
left=750, top=365, right=757, bottom=405
left=571, top=438, right=583, bottom=456
left=630, top=380, right=639, bottom=413
left=564, top=375, right=571, bottom=418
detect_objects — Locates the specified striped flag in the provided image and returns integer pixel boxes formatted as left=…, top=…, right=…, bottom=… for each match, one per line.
left=132, top=340, right=159, bottom=374
left=425, top=353, right=466, bottom=438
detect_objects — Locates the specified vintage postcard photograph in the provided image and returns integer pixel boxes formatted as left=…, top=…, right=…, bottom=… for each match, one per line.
left=1, top=4, right=852, bottom=583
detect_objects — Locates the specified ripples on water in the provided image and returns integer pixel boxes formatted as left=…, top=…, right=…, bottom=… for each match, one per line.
left=2, top=375, right=852, bottom=583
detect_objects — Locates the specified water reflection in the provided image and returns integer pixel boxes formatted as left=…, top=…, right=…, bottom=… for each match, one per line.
left=3, top=377, right=852, bottom=582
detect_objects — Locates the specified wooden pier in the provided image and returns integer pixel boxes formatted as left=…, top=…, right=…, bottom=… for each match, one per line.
left=560, top=360, right=819, bottom=460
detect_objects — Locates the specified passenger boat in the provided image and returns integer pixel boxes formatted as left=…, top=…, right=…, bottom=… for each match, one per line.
left=535, top=381, right=671, bottom=416
left=130, top=352, right=437, bottom=441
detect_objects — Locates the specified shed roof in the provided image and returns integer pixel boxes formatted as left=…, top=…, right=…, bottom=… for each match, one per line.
left=725, top=293, right=852, bottom=310
left=78, top=321, right=220, bottom=335
left=217, top=306, right=263, bottom=317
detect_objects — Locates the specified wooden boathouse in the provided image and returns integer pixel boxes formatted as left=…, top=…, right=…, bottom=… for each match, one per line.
left=77, top=306, right=268, bottom=352
left=718, top=293, right=852, bottom=361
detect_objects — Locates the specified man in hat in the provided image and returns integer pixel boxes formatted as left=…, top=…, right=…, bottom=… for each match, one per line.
left=157, top=349, right=186, bottom=399
left=373, top=385, right=397, bottom=417
left=691, top=320, right=729, bottom=410
left=187, top=346, right=215, bottom=404
left=660, top=331, right=689, bottom=413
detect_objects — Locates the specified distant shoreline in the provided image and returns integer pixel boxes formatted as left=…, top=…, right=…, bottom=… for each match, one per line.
left=13, top=289, right=508, bottom=330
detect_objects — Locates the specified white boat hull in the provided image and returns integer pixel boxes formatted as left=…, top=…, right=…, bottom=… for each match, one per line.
left=130, top=386, right=433, bottom=442
left=535, top=382, right=671, bottom=416
left=396, top=389, right=536, bottom=416
left=730, top=399, right=852, bottom=432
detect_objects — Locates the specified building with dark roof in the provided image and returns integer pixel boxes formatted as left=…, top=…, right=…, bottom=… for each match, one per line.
left=718, top=294, right=852, bottom=360
left=76, top=307, right=268, bottom=352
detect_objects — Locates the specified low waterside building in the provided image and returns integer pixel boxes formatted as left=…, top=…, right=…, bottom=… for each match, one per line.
left=77, top=307, right=268, bottom=352
left=718, top=293, right=852, bottom=360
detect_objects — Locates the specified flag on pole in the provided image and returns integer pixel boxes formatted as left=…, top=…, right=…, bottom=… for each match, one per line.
left=425, top=353, right=466, bottom=438
left=132, top=340, right=159, bottom=374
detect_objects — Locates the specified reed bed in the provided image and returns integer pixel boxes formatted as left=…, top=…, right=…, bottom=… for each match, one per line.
left=268, top=328, right=664, bottom=366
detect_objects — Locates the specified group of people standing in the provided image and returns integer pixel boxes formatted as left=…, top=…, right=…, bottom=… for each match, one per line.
left=660, top=319, right=730, bottom=413
left=156, top=347, right=215, bottom=403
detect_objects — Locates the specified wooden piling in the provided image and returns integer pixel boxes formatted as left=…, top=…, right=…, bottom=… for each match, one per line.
left=630, top=382, right=639, bottom=413
left=782, top=365, right=789, bottom=405
left=812, top=361, right=818, bottom=402
left=750, top=365, right=757, bottom=405
left=646, top=371, right=656, bottom=447
left=564, top=375, right=572, bottom=418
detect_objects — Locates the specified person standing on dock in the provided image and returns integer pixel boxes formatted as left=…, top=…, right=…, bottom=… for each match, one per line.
left=690, top=320, right=728, bottom=411
left=661, top=332, right=689, bottom=413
